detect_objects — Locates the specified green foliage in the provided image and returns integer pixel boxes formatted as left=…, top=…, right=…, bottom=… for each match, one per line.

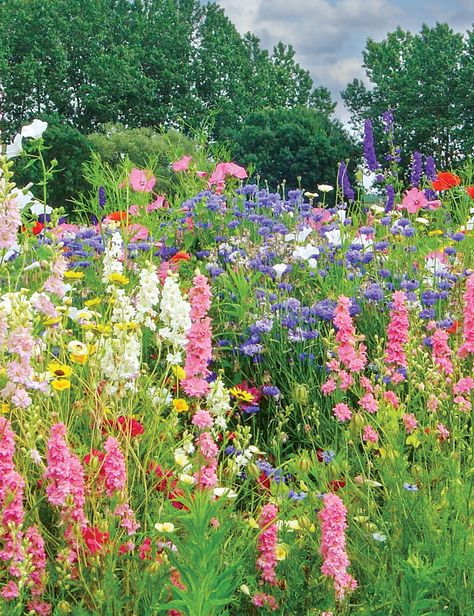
left=224, top=106, right=356, bottom=190
left=342, top=23, right=474, bottom=168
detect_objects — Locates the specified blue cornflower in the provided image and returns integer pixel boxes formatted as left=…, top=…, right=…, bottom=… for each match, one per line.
left=403, top=483, right=418, bottom=492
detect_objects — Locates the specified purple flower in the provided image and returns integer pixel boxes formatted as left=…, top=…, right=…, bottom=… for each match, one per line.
left=337, top=162, right=355, bottom=201
left=425, top=155, right=437, bottom=181
left=382, top=110, right=394, bottom=134
left=363, top=119, right=380, bottom=171
left=364, top=283, right=384, bottom=302
left=410, top=152, right=423, bottom=187
left=385, top=184, right=395, bottom=212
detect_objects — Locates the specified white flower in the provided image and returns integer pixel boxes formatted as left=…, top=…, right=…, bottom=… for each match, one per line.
left=179, top=473, right=196, bottom=485
left=155, top=522, right=175, bottom=533
left=29, top=449, right=42, bottom=464
left=372, top=532, right=387, bottom=542
left=324, top=229, right=342, bottom=247
left=317, top=184, right=334, bottom=192
left=292, top=244, right=319, bottom=261
left=304, top=191, right=319, bottom=199
left=415, top=217, right=429, bottom=225
left=6, top=134, right=23, bottom=159
left=272, top=263, right=287, bottom=279
left=174, top=450, right=190, bottom=468
left=21, top=119, right=48, bottom=140
left=68, top=340, right=88, bottom=356
left=30, top=201, right=52, bottom=216
left=285, top=226, right=312, bottom=243
left=166, top=351, right=183, bottom=365
left=213, top=487, right=237, bottom=499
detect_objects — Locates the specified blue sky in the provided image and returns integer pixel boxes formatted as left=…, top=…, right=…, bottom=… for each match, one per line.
left=206, top=0, right=473, bottom=120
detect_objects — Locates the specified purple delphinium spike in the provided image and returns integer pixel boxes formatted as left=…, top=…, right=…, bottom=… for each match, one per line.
left=385, top=184, right=395, bottom=212
left=425, top=155, right=436, bottom=181
left=337, top=161, right=355, bottom=201
left=98, top=186, right=106, bottom=208
left=363, top=119, right=380, bottom=171
left=382, top=110, right=394, bottom=134
left=410, top=152, right=423, bottom=187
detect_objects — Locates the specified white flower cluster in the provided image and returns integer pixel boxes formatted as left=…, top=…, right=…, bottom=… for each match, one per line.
left=101, top=231, right=123, bottom=286
left=158, top=273, right=191, bottom=349
left=135, top=262, right=160, bottom=330
left=111, top=289, right=136, bottom=324
left=206, top=377, right=231, bottom=429
left=101, top=330, right=141, bottom=385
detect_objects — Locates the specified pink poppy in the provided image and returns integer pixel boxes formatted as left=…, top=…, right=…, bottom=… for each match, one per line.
left=129, top=168, right=156, bottom=192
left=172, top=155, right=192, bottom=172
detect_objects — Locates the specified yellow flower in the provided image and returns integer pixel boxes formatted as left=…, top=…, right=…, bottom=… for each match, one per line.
left=173, top=398, right=189, bottom=413
left=172, top=366, right=186, bottom=381
left=70, top=354, right=87, bottom=365
left=108, top=272, right=129, bottom=285
left=275, top=544, right=288, bottom=561
left=115, top=322, right=139, bottom=331
left=47, top=363, right=73, bottom=378
left=44, top=317, right=61, bottom=326
left=428, top=229, right=444, bottom=236
left=64, top=271, right=85, bottom=280
left=1, top=403, right=10, bottom=414
left=84, top=298, right=101, bottom=307
left=51, top=379, right=71, bottom=391
left=94, top=324, right=112, bottom=335
left=229, top=387, right=254, bottom=403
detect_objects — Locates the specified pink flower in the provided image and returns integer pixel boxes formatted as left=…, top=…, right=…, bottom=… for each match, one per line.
left=256, top=504, right=279, bottom=585
left=251, top=593, right=278, bottom=610
left=197, top=432, right=219, bottom=460
left=103, top=437, right=127, bottom=497
left=319, top=493, right=357, bottom=601
left=401, top=187, right=427, bottom=214
left=321, top=378, right=337, bottom=395
left=114, top=503, right=140, bottom=535
left=333, top=402, right=352, bottom=422
left=172, top=155, right=192, bottom=172
left=359, top=392, right=378, bottom=414
left=431, top=328, right=453, bottom=374
left=208, top=162, right=247, bottom=187
left=402, top=413, right=418, bottom=434
left=129, top=168, right=156, bottom=192
left=333, top=296, right=367, bottom=373
left=147, top=195, right=167, bottom=211
left=25, top=526, right=47, bottom=595
left=1, top=580, right=19, bottom=600
left=383, top=390, right=400, bottom=408
left=459, top=273, right=474, bottom=358
left=436, top=423, right=450, bottom=441
left=453, top=377, right=474, bottom=395
left=363, top=425, right=379, bottom=443
left=0, top=199, right=21, bottom=250
left=44, top=423, right=87, bottom=526
left=192, top=410, right=213, bottom=430
left=0, top=418, right=25, bottom=527
left=385, top=291, right=409, bottom=370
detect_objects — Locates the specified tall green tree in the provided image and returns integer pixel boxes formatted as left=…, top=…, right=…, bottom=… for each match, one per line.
left=342, top=23, right=473, bottom=168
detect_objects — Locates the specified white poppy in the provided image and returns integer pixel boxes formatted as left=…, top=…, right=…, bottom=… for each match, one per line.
left=285, top=226, right=312, bottom=243
left=317, top=184, right=334, bottom=192
left=273, top=263, right=287, bottom=279
left=324, top=229, right=342, bottom=247
left=292, top=244, right=319, bottom=261
left=29, top=201, right=52, bottom=216
left=213, top=487, right=237, bottom=499
left=21, top=119, right=48, bottom=140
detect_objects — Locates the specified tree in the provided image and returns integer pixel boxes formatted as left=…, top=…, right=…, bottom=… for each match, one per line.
left=223, top=107, right=355, bottom=191
left=342, top=23, right=473, bottom=168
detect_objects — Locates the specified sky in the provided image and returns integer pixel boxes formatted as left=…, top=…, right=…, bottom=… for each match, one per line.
left=205, top=0, right=474, bottom=122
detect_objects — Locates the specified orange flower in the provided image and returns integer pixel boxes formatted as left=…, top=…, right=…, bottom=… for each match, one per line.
left=431, top=172, right=461, bottom=191
left=465, top=186, right=474, bottom=200
left=106, top=211, right=129, bottom=222
left=170, top=251, right=191, bottom=263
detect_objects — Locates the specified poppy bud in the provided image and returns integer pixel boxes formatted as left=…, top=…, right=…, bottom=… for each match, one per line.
left=246, top=462, right=260, bottom=479
left=297, top=456, right=311, bottom=473
left=57, top=601, right=72, bottom=613
left=294, top=384, right=309, bottom=405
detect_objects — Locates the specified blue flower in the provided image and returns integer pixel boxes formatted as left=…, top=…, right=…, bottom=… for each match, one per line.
left=403, top=483, right=418, bottom=492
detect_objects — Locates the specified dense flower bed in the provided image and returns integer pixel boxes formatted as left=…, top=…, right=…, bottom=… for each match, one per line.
left=0, top=119, right=473, bottom=615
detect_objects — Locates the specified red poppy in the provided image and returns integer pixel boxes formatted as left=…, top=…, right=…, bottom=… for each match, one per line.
left=148, top=463, right=175, bottom=492
left=32, top=221, right=44, bottom=235
left=257, top=472, right=271, bottom=491
left=83, top=448, right=105, bottom=466
left=466, top=186, right=474, bottom=200
left=447, top=320, right=460, bottom=334
left=106, top=211, right=128, bottom=222
left=328, top=479, right=346, bottom=492
left=139, top=537, right=152, bottom=560
left=431, top=172, right=461, bottom=191
left=82, top=527, right=109, bottom=555
left=316, top=448, right=324, bottom=463
left=116, top=416, right=144, bottom=437
left=170, top=251, right=191, bottom=263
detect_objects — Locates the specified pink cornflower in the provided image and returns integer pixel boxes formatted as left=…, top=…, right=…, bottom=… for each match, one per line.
left=453, top=377, right=474, bottom=395
left=252, top=592, right=278, bottom=610
left=459, top=273, right=474, bottom=357
left=321, top=378, right=337, bottom=395
left=319, top=493, right=357, bottom=601
left=359, top=392, right=378, bottom=414
left=402, top=413, right=418, bottom=434
left=363, top=425, right=379, bottom=443
left=256, top=503, right=279, bottom=586
left=192, top=409, right=214, bottom=430
left=385, top=291, right=409, bottom=370
left=103, top=437, right=127, bottom=497
left=44, top=423, right=87, bottom=526
left=333, top=402, right=352, bottom=422
left=383, top=390, right=400, bottom=408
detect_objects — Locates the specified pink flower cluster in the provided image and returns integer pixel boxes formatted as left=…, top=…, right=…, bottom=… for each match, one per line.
left=459, top=273, right=474, bottom=358
left=431, top=328, right=453, bottom=374
left=385, top=291, right=409, bottom=372
left=333, top=296, right=367, bottom=373
left=256, top=503, right=279, bottom=586
left=182, top=273, right=213, bottom=397
left=251, top=592, right=278, bottom=610
left=194, top=431, right=218, bottom=489
left=44, top=423, right=87, bottom=527
left=43, top=252, right=68, bottom=298
left=0, top=198, right=21, bottom=250
left=319, top=493, right=357, bottom=601
left=1, top=324, right=35, bottom=409
left=103, top=436, right=127, bottom=497
left=0, top=417, right=25, bottom=528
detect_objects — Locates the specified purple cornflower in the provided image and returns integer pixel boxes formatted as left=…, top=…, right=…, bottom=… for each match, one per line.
left=363, top=119, right=380, bottom=171
left=410, top=152, right=423, bottom=187
left=364, top=283, right=384, bottom=302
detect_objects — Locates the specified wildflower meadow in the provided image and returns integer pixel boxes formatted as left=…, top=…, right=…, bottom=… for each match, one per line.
left=0, top=111, right=473, bottom=616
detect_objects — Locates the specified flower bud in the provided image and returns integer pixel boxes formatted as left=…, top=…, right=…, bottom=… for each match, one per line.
left=294, top=384, right=309, bottom=405
left=246, top=462, right=260, bottom=479
left=57, top=601, right=72, bottom=613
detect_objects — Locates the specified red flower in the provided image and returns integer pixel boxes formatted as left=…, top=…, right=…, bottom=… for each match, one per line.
left=447, top=320, right=460, bottom=334
left=139, top=537, right=152, bottom=560
left=328, top=479, right=346, bottom=492
left=82, top=527, right=109, bottom=555
left=257, top=472, right=271, bottom=491
left=116, top=416, right=144, bottom=437
left=148, top=463, right=175, bottom=492
left=465, top=186, right=474, bottom=200
left=32, top=221, right=44, bottom=235
left=106, top=211, right=128, bottom=222
left=83, top=448, right=105, bottom=466
left=431, top=172, right=461, bottom=191
left=170, top=251, right=191, bottom=263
